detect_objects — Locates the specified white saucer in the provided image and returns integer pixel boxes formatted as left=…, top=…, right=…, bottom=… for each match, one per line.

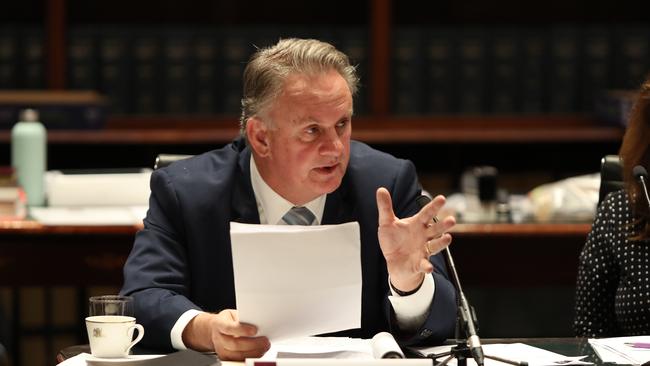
left=84, top=354, right=163, bottom=365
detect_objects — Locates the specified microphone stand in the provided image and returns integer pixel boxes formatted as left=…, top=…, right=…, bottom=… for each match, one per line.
left=416, top=194, right=527, bottom=366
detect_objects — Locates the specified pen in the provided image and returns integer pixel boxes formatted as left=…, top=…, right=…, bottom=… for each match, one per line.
left=624, top=342, right=650, bottom=349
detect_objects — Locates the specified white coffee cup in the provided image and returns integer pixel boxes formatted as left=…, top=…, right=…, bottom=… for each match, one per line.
left=86, top=315, right=144, bottom=358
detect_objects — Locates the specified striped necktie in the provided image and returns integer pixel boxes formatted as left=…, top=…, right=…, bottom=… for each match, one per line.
left=282, top=206, right=316, bottom=225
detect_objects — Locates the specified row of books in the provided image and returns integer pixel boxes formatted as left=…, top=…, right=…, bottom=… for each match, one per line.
left=392, top=25, right=650, bottom=115
left=1, top=24, right=649, bottom=116
left=0, top=25, right=369, bottom=116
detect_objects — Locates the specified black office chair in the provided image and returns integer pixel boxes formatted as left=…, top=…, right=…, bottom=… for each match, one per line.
left=153, top=154, right=193, bottom=170
left=599, top=154, right=624, bottom=204
left=0, top=342, right=8, bottom=366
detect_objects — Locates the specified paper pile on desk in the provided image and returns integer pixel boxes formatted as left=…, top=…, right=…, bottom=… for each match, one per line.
left=260, top=332, right=403, bottom=360
left=418, top=343, right=591, bottom=366
left=589, top=336, right=650, bottom=364
left=46, top=169, right=151, bottom=207
left=230, top=222, right=361, bottom=341
left=30, top=169, right=151, bottom=225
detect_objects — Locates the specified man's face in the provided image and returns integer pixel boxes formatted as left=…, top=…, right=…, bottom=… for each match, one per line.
left=251, top=70, right=352, bottom=205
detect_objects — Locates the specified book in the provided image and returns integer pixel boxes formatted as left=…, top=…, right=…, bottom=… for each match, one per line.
left=193, top=28, right=221, bottom=115
left=335, top=27, right=369, bottom=116
left=488, top=28, right=520, bottom=114
left=456, top=28, right=488, bottom=114
left=548, top=26, right=580, bottom=113
left=161, top=28, right=194, bottom=114
left=98, top=27, right=132, bottom=115
left=0, top=167, right=26, bottom=220
left=612, top=25, right=650, bottom=90
left=132, top=29, right=163, bottom=115
left=67, top=27, right=99, bottom=90
left=19, top=26, right=45, bottom=89
left=391, top=27, right=425, bottom=115
left=580, top=26, right=614, bottom=112
left=518, top=28, right=547, bottom=114
left=0, top=26, right=19, bottom=89
left=424, top=27, right=455, bottom=114
left=220, top=27, right=250, bottom=115
left=0, top=186, right=26, bottom=220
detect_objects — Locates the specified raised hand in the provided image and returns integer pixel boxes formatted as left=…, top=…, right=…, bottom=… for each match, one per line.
left=376, top=187, right=455, bottom=292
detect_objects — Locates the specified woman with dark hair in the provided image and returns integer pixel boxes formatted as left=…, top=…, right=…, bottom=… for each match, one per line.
left=574, top=77, right=650, bottom=337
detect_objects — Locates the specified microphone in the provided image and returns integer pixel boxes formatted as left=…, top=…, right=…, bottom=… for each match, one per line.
left=416, top=195, right=484, bottom=366
left=633, top=165, right=650, bottom=210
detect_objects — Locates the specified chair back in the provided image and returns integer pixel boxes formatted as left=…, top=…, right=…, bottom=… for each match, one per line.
left=599, top=155, right=624, bottom=204
left=153, top=154, right=193, bottom=170
left=0, top=342, right=8, bottom=366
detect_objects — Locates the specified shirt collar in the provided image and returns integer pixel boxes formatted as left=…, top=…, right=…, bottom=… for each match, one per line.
left=250, top=155, right=326, bottom=225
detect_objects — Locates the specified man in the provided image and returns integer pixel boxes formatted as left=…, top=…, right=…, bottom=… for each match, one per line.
left=121, top=38, right=457, bottom=361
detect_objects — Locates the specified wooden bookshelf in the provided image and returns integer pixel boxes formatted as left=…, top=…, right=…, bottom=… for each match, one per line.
left=2, top=0, right=616, bottom=150
left=0, top=115, right=624, bottom=144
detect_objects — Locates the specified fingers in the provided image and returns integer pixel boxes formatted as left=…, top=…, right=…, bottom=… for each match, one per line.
left=376, top=187, right=396, bottom=226
left=417, top=195, right=447, bottom=225
left=425, top=233, right=452, bottom=257
left=218, top=334, right=270, bottom=360
left=218, top=310, right=257, bottom=337
left=212, top=310, right=271, bottom=361
left=425, top=215, right=456, bottom=240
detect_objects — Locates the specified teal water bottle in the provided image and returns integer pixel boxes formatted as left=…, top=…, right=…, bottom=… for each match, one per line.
left=11, top=109, right=47, bottom=207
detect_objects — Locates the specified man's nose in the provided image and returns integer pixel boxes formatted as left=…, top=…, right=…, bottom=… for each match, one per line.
left=321, top=130, right=344, bottom=155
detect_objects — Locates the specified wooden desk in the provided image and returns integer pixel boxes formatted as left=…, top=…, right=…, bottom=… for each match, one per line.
left=56, top=337, right=601, bottom=364
left=0, top=220, right=140, bottom=286
left=2, top=221, right=590, bottom=366
left=450, top=222, right=590, bottom=287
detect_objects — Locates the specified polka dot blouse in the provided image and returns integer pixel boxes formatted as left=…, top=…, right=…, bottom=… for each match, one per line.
left=574, top=189, right=650, bottom=337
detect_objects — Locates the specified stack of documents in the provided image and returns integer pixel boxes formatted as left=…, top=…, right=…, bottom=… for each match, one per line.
left=589, top=336, right=650, bottom=364
left=30, top=169, right=151, bottom=226
left=260, top=332, right=404, bottom=360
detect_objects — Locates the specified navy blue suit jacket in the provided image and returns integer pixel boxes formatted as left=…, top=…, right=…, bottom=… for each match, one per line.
left=121, top=138, right=457, bottom=351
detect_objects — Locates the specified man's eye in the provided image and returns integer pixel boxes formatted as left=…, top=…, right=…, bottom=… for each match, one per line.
left=336, top=120, right=348, bottom=129
left=306, top=126, right=319, bottom=135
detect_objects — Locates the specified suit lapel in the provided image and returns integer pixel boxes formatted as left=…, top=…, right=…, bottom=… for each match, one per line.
left=230, top=141, right=260, bottom=224
left=322, top=174, right=356, bottom=225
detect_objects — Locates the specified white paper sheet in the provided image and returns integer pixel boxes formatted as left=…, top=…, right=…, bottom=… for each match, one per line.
left=230, top=222, right=362, bottom=341
left=260, top=333, right=404, bottom=360
left=589, top=336, right=650, bottom=364
left=30, top=206, right=147, bottom=226
left=418, top=343, right=591, bottom=366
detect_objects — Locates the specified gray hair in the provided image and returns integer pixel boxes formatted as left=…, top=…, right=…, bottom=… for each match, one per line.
left=239, top=38, right=359, bottom=136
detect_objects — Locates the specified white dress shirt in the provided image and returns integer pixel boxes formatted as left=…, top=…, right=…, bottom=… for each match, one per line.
left=170, top=156, right=434, bottom=349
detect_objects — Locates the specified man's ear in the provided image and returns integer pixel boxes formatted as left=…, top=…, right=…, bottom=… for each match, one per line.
left=246, top=117, right=271, bottom=157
